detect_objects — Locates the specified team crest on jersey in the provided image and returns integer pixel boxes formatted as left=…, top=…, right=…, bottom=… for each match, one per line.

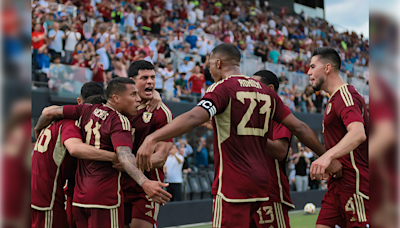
left=142, top=112, right=152, bottom=123
left=326, top=103, right=332, bottom=115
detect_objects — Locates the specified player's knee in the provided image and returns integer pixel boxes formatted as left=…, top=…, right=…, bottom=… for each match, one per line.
left=130, top=218, right=153, bottom=228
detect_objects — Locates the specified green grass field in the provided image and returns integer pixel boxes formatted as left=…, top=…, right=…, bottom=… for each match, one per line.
left=167, top=209, right=320, bottom=228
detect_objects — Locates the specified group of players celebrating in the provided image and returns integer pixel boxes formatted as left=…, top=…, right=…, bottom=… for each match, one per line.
left=32, top=43, right=369, bottom=228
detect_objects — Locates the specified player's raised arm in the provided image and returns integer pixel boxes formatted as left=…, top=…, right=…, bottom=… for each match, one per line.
left=34, top=106, right=64, bottom=139
left=116, top=146, right=172, bottom=204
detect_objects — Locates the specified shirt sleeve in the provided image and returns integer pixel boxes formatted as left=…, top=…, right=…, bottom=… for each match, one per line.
left=155, top=108, right=174, bottom=142
left=110, top=114, right=133, bottom=150
left=272, top=121, right=292, bottom=141
left=48, top=30, right=56, bottom=37
left=61, top=120, right=83, bottom=143
left=63, top=104, right=90, bottom=120
left=335, top=94, right=365, bottom=128
left=198, top=82, right=230, bottom=118
left=271, top=92, right=291, bottom=123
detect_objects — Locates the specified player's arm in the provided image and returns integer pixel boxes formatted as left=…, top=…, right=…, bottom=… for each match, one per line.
left=280, top=113, right=342, bottom=179
left=116, top=146, right=172, bottom=204
left=310, top=96, right=366, bottom=180
left=137, top=106, right=210, bottom=171
left=265, top=138, right=289, bottom=161
left=64, top=138, right=119, bottom=163
left=34, top=106, right=64, bottom=138
left=150, top=141, right=173, bottom=168
left=370, top=119, right=396, bottom=161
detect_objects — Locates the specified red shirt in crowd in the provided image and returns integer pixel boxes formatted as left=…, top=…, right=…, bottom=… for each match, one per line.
left=71, top=60, right=89, bottom=68
left=188, top=74, right=206, bottom=94
left=91, top=62, right=104, bottom=83
left=32, top=31, right=45, bottom=50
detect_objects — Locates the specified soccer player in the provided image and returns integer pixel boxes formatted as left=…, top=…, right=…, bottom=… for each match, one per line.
left=31, top=82, right=120, bottom=228
left=307, top=47, right=369, bottom=228
left=251, top=70, right=295, bottom=228
left=122, top=60, right=173, bottom=228
left=34, top=78, right=172, bottom=228
left=136, top=43, right=341, bottom=227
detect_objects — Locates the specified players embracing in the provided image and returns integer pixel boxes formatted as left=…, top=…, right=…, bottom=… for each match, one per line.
left=33, top=62, right=173, bottom=228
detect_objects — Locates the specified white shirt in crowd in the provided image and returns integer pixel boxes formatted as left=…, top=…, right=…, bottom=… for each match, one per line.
left=304, top=151, right=314, bottom=159
left=268, top=19, right=276, bottom=29
left=154, top=71, right=163, bottom=89
left=96, top=47, right=110, bottom=70
left=144, top=56, right=154, bottom=64
left=175, top=142, right=193, bottom=157
left=160, top=68, right=175, bottom=92
left=197, top=40, right=208, bottom=56
left=164, top=153, right=185, bottom=184
left=188, top=10, right=197, bottom=24
left=195, top=8, right=204, bottom=21
left=125, top=12, right=135, bottom=28
left=96, top=32, right=109, bottom=45
left=164, top=0, right=173, bottom=11
left=282, top=26, right=288, bottom=37
left=48, top=30, right=65, bottom=52
left=64, top=31, right=82, bottom=51
left=178, top=61, right=195, bottom=74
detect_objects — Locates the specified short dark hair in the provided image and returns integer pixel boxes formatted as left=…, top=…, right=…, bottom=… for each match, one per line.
left=51, top=54, right=62, bottom=62
left=211, top=43, right=241, bottom=62
left=311, top=47, right=341, bottom=71
left=128, top=60, right=155, bottom=78
left=253, top=70, right=280, bottom=92
left=106, top=77, right=135, bottom=99
left=81, top=82, right=105, bottom=101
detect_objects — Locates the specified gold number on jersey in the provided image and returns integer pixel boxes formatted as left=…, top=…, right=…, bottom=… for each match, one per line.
left=84, top=119, right=101, bottom=148
left=34, top=127, right=52, bottom=153
left=236, top=92, right=272, bottom=136
left=257, top=206, right=274, bottom=224
left=345, top=197, right=355, bottom=214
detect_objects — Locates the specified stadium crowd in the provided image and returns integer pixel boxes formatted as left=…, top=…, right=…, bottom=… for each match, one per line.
left=31, top=0, right=369, bottom=109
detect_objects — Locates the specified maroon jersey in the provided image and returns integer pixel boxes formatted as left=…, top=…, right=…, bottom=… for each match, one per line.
left=31, top=120, right=81, bottom=211
left=63, top=103, right=133, bottom=208
left=323, top=84, right=369, bottom=199
left=199, top=75, right=291, bottom=202
left=122, top=103, right=173, bottom=202
left=266, top=118, right=294, bottom=209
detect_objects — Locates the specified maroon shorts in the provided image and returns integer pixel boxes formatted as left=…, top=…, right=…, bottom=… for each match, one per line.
left=72, top=206, right=124, bottom=228
left=317, top=185, right=369, bottom=228
left=124, top=193, right=161, bottom=226
left=212, top=195, right=289, bottom=228
left=65, top=195, right=76, bottom=228
left=31, top=208, right=69, bottom=228
left=250, top=201, right=291, bottom=228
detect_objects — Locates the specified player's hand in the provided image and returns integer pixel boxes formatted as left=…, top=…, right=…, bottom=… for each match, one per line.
left=326, top=159, right=343, bottom=179
left=141, top=180, right=172, bottom=205
left=200, top=118, right=213, bottom=130
left=136, top=137, right=155, bottom=172
left=112, top=154, right=119, bottom=165
left=112, top=163, right=126, bottom=172
left=310, top=154, right=333, bottom=181
left=146, top=90, right=162, bottom=113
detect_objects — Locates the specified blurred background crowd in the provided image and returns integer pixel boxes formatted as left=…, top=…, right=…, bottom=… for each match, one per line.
left=31, top=0, right=369, bottom=110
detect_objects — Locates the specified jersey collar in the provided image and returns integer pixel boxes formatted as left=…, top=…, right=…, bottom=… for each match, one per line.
left=329, top=83, right=348, bottom=98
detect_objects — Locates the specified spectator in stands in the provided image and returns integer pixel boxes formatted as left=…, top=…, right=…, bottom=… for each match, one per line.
left=179, top=56, right=195, bottom=75
left=64, top=25, right=82, bottom=64
left=196, top=137, right=208, bottom=167
left=188, top=64, right=206, bottom=101
left=185, top=27, right=198, bottom=49
left=294, top=144, right=310, bottom=192
left=279, top=72, right=289, bottom=84
left=164, top=145, right=184, bottom=201
left=289, top=169, right=296, bottom=191
left=159, top=63, right=176, bottom=101
left=269, top=46, right=280, bottom=64
left=89, top=54, right=105, bottom=87
left=112, top=53, right=128, bottom=78
left=32, top=23, right=46, bottom=53
left=175, top=73, right=190, bottom=100
left=70, top=51, right=89, bottom=68
left=48, top=22, right=65, bottom=58
left=254, top=42, right=269, bottom=62
left=144, top=50, right=156, bottom=64
left=43, top=12, right=55, bottom=33
left=302, top=85, right=316, bottom=113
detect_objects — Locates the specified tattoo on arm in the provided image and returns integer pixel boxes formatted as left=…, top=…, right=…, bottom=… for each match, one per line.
left=35, top=107, right=64, bottom=132
left=116, top=146, right=148, bottom=186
